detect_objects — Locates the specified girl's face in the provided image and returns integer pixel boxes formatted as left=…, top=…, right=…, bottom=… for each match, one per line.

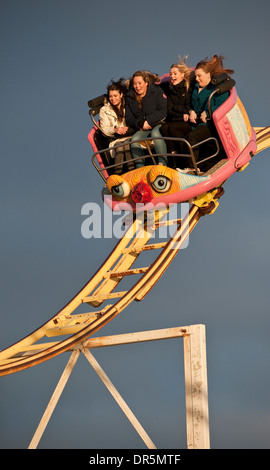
left=109, top=90, right=123, bottom=107
left=170, top=67, right=184, bottom=86
left=195, top=68, right=211, bottom=88
left=133, top=76, right=148, bottom=96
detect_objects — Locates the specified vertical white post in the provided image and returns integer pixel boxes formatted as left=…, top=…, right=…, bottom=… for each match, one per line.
left=183, top=324, right=210, bottom=449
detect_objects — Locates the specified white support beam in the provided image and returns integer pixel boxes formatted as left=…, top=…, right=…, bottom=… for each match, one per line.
left=28, top=350, right=80, bottom=449
left=183, top=324, right=210, bottom=449
left=28, top=325, right=210, bottom=449
left=82, top=348, right=156, bottom=449
left=82, top=326, right=187, bottom=349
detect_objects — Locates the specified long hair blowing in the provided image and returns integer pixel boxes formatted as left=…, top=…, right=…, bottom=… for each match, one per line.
left=129, top=70, right=160, bottom=106
left=196, top=55, right=234, bottom=77
left=106, top=77, right=126, bottom=119
left=171, top=55, right=194, bottom=90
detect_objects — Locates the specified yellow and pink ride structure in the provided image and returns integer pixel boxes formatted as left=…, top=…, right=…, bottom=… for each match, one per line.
left=88, top=73, right=269, bottom=215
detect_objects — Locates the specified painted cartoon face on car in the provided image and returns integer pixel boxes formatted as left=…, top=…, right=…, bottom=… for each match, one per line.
left=106, top=166, right=208, bottom=205
left=107, top=166, right=179, bottom=204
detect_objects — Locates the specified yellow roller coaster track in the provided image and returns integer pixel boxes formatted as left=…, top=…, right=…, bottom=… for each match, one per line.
left=0, top=126, right=269, bottom=377
left=0, top=202, right=206, bottom=376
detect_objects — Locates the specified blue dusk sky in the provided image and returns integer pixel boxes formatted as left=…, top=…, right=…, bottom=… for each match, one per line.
left=1, top=0, right=270, bottom=449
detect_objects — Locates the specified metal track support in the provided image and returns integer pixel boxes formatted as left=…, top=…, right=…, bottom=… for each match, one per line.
left=28, top=325, right=210, bottom=449
left=82, top=348, right=156, bottom=449
left=183, top=324, right=210, bottom=449
left=28, top=350, right=80, bottom=449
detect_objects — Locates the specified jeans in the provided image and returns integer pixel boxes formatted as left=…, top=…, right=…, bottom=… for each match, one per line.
left=130, top=125, right=167, bottom=168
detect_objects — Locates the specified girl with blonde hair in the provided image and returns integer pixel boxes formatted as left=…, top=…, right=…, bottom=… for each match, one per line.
left=159, top=56, right=194, bottom=165
left=162, top=54, right=234, bottom=171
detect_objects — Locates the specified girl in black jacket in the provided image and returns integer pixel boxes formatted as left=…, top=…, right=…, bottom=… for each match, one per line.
left=125, top=71, right=167, bottom=168
left=159, top=62, right=194, bottom=166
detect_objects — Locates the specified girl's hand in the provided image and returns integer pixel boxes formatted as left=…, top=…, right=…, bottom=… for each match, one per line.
left=115, top=126, right=129, bottom=135
left=200, top=111, right=207, bottom=123
left=183, top=114, right=189, bottom=122
left=189, top=110, right=197, bottom=123
left=142, top=121, right=152, bottom=130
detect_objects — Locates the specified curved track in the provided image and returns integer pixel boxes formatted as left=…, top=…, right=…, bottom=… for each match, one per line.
left=0, top=127, right=269, bottom=377
left=0, top=204, right=202, bottom=376
left=254, top=126, right=270, bottom=155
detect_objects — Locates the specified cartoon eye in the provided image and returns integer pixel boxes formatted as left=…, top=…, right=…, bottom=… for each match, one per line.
left=111, top=181, right=131, bottom=198
left=151, top=175, right=171, bottom=193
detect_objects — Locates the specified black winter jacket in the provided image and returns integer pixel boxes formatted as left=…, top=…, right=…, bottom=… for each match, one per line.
left=125, top=84, right=167, bottom=131
left=159, top=79, right=192, bottom=122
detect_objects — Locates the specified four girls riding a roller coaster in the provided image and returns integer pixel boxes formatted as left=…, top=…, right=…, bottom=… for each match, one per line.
left=88, top=58, right=257, bottom=214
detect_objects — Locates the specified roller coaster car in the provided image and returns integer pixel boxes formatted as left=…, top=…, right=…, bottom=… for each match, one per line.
left=88, top=74, right=257, bottom=212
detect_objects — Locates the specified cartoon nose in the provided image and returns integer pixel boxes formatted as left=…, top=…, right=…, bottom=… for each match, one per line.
left=131, top=182, right=153, bottom=203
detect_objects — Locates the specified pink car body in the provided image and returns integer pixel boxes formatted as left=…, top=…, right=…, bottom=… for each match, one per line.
left=88, top=85, right=257, bottom=212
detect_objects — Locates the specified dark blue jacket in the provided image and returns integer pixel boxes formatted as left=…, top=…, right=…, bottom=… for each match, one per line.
left=191, top=82, right=229, bottom=124
left=125, top=84, right=167, bottom=131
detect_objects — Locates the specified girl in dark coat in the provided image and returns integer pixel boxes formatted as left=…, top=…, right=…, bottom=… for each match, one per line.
left=125, top=71, right=167, bottom=168
left=159, top=60, right=194, bottom=166
left=181, top=55, right=234, bottom=170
